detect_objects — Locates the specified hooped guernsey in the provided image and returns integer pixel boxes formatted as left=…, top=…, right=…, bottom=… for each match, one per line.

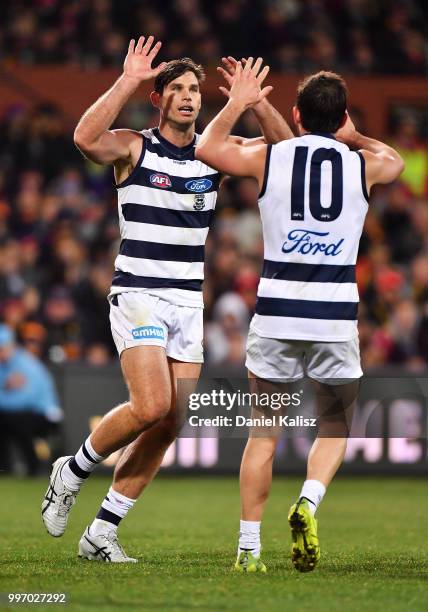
left=251, top=132, right=369, bottom=342
left=110, top=127, right=220, bottom=308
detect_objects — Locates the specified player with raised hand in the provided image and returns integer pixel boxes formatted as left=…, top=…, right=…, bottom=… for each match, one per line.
left=41, top=36, right=293, bottom=563
left=196, top=64, right=404, bottom=573
left=217, top=56, right=294, bottom=143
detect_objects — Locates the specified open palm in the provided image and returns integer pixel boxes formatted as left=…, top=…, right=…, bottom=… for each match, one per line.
left=217, top=56, right=271, bottom=101
left=123, top=35, right=167, bottom=82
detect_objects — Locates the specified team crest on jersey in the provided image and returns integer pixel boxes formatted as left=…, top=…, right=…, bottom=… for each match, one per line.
left=185, top=178, right=213, bottom=193
left=150, top=173, right=172, bottom=189
left=193, top=193, right=205, bottom=210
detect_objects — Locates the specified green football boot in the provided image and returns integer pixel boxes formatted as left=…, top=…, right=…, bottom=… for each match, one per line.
left=288, top=497, right=320, bottom=572
left=234, top=550, right=267, bottom=573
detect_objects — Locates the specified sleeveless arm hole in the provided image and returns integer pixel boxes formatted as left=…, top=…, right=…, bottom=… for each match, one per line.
left=114, top=133, right=146, bottom=189
left=356, top=151, right=369, bottom=204
left=259, top=144, right=273, bottom=199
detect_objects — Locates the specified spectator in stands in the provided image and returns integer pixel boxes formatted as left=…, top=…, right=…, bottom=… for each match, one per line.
left=0, top=324, right=63, bottom=475
left=0, top=0, right=426, bottom=75
left=390, top=114, right=428, bottom=196
left=0, top=0, right=427, bottom=371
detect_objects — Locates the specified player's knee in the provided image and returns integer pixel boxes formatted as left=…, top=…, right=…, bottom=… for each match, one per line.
left=156, top=418, right=178, bottom=446
left=129, top=391, right=171, bottom=430
left=260, top=437, right=278, bottom=461
left=246, top=436, right=278, bottom=461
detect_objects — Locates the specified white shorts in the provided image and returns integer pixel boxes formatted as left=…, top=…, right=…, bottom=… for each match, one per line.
left=246, top=328, right=362, bottom=384
left=109, top=292, right=204, bottom=362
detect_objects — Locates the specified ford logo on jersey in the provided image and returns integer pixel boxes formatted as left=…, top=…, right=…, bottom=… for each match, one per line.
left=150, top=173, right=172, bottom=188
left=282, top=229, right=344, bottom=256
left=132, top=326, right=165, bottom=340
left=185, top=178, right=213, bottom=193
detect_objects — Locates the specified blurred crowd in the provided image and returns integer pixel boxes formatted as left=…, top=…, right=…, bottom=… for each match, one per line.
left=0, top=0, right=427, bottom=75
left=0, top=96, right=428, bottom=371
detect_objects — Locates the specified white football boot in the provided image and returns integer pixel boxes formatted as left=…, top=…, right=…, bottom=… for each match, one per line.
left=41, top=456, right=79, bottom=537
left=78, top=526, right=137, bottom=563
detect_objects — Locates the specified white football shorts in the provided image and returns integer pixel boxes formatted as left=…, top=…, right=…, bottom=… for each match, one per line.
left=246, top=327, right=362, bottom=384
left=109, top=291, right=203, bottom=362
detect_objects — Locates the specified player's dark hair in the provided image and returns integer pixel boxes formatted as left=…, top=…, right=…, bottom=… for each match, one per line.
left=154, top=58, right=205, bottom=94
left=296, top=71, right=348, bottom=134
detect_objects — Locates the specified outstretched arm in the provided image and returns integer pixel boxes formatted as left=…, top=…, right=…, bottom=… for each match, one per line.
left=335, top=115, right=405, bottom=191
left=73, top=36, right=167, bottom=165
left=196, top=60, right=270, bottom=185
left=219, top=56, right=294, bottom=144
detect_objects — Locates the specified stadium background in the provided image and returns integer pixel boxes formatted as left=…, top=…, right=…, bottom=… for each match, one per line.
left=0, top=0, right=428, bottom=476
left=1, top=2, right=428, bottom=611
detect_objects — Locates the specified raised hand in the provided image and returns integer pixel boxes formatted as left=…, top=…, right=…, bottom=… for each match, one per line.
left=123, top=35, right=168, bottom=83
left=227, top=57, right=273, bottom=109
left=218, top=56, right=271, bottom=102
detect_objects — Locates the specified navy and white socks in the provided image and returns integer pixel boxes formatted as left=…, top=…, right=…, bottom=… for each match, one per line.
left=61, top=438, right=104, bottom=491
left=90, top=487, right=136, bottom=535
left=60, top=437, right=136, bottom=536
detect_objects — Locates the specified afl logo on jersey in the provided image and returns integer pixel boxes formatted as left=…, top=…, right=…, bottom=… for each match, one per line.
left=185, top=178, right=213, bottom=193
left=150, top=173, right=172, bottom=188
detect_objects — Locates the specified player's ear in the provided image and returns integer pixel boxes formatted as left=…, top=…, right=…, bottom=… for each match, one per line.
left=292, top=106, right=300, bottom=127
left=339, top=112, right=348, bottom=128
left=150, top=91, right=161, bottom=108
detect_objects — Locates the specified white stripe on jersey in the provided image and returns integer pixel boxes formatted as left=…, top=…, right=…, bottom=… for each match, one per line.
left=115, top=254, right=204, bottom=280
left=117, top=184, right=217, bottom=212
left=122, top=221, right=209, bottom=246
left=251, top=314, right=358, bottom=342
left=143, top=149, right=217, bottom=177
left=257, top=277, right=359, bottom=303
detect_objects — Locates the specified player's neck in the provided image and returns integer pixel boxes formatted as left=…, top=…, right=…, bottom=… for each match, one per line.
left=158, top=121, right=195, bottom=149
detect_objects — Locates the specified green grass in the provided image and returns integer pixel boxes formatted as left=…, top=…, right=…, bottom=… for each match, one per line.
left=1, top=476, right=427, bottom=611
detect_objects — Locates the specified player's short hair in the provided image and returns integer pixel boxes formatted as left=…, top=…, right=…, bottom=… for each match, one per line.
left=296, top=71, right=348, bottom=134
left=154, top=58, right=206, bottom=94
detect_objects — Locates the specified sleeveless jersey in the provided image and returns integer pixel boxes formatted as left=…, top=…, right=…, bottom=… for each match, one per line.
left=110, top=128, right=220, bottom=308
left=251, top=132, right=369, bottom=341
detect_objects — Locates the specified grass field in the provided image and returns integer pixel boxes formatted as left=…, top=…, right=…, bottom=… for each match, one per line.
left=1, top=475, right=427, bottom=612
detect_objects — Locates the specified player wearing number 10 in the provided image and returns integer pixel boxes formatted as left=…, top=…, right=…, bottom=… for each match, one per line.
left=196, top=66, right=404, bottom=573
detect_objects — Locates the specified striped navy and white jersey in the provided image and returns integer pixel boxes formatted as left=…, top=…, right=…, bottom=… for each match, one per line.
left=110, top=128, right=220, bottom=308
left=251, top=132, right=369, bottom=342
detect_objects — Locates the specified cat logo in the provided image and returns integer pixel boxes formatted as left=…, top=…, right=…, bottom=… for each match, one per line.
left=194, top=193, right=205, bottom=210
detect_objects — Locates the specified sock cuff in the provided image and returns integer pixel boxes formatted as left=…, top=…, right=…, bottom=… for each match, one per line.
left=240, top=520, right=261, bottom=532
left=109, top=487, right=137, bottom=504
left=304, top=479, right=326, bottom=495
left=86, top=437, right=104, bottom=462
